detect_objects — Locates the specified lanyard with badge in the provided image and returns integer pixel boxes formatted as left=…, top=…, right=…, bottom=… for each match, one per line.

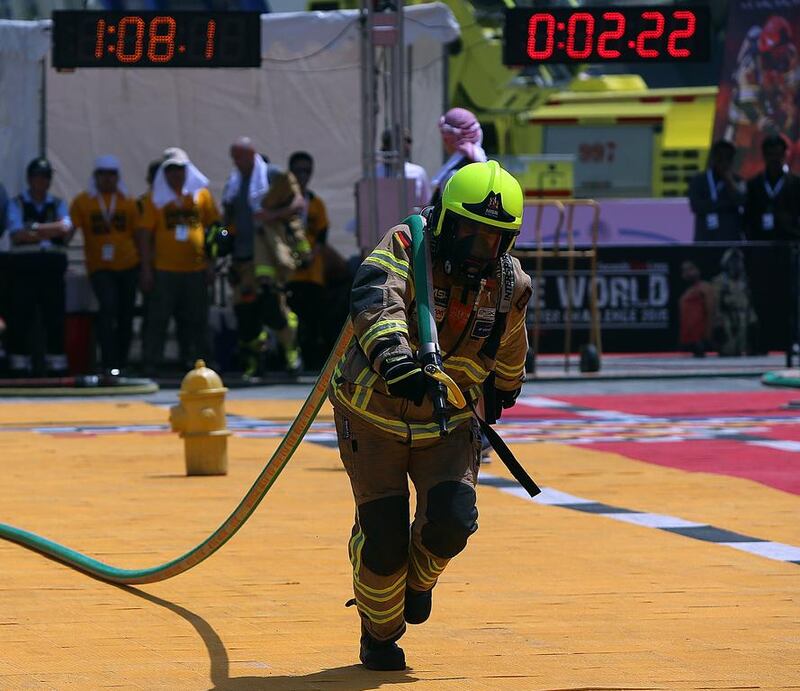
left=762, top=175, right=785, bottom=232
left=97, top=193, right=117, bottom=262
left=706, top=170, right=723, bottom=231
left=173, top=197, right=191, bottom=242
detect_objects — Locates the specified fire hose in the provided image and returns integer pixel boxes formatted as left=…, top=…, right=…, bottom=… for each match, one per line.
left=0, top=319, right=353, bottom=585
left=0, top=214, right=535, bottom=584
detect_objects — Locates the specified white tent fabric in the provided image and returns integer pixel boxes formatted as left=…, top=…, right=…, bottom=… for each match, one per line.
left=42, top=4, right=459, bottom=255
left=0, top=20, right=49, bottom=203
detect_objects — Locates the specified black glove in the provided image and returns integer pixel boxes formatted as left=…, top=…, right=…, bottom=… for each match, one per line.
left=493, top=386, right=521, bottom=421
left=381, top=354, right=427, bottom=406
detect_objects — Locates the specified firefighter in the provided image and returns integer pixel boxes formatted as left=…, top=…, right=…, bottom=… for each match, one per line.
left=222, top=138, right=308, bottom=377
left=328, top=160, right=532, bottom=670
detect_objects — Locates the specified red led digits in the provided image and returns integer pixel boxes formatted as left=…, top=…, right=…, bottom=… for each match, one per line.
left=597, top=11, right=625, bottom=58
left=527, top=13, right=556, bottom=60
left=635, top=10, right=664, bottom=58
left=565, top=11, right=595, bottom=60
left=147, top=16, right=176, bottom=62
left=116, top=16, right=145, bottom=63
left=667, top=10, right=696, bottom=58
left=94, top=19, right=106, bottom=58
left=205, top=20, right=216, bottom=60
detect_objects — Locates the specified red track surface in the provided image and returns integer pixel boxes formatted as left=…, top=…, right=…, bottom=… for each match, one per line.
left=506, top=391, right=800, bottom=495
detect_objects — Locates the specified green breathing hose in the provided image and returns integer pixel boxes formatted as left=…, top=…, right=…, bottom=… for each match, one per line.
left=0, top=319, right=354, bottom=585
left=408, top=215, right=436, bottom=347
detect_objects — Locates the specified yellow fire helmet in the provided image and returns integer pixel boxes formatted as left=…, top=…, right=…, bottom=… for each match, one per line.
left=435, top=160, right=523, bottom=237
left=431, top=160, right=523, bottom=282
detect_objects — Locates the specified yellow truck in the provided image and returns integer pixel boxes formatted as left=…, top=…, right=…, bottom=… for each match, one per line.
left=314, top=0, right=718, bottom=198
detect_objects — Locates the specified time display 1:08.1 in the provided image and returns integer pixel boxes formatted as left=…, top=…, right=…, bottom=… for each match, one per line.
left=52, top=12, right=261, bottom=68
left=92, top=16, right=216, bottom=63
left=503, top=7, right=710, bottom=64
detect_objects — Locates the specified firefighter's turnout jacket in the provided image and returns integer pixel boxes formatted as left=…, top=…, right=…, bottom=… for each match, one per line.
left=329, top=219, right=532, bottom=443
left=253, top=168, right=311, bottom=286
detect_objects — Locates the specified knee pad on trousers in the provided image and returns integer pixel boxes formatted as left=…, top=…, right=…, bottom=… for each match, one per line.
left=358, top=495, right=410, bottom=576
left=421, top=481, right=478, bottom=559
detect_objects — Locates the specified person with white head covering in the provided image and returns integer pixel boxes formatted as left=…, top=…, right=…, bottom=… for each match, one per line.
left=221, top=137, right=272, bottom=377
left=220, top=136, right=307, bottom=377
left=137, top=149, right=221, bottom=375
left=69, top=155, right=141, bottom=374
left=429, top=107, right=487, bottom=205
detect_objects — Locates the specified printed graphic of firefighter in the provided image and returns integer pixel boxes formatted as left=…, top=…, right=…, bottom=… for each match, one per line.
left=724, top=14, right=800, bottom=178
left=711, top=248, right=759, bottom=357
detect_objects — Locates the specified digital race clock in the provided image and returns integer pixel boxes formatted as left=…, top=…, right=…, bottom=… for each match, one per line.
left=503, top=6, right=710, bottom=65
left=52, top=11, right=261, bottom=68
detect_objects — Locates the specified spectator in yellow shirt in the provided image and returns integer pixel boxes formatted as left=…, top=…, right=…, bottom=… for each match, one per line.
left=137, top=149, right=220, bottom=374
left=70, top=156, right=141, bottom=375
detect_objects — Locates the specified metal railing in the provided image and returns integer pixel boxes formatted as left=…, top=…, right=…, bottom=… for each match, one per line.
left=512, top=199, right=602, bottom=374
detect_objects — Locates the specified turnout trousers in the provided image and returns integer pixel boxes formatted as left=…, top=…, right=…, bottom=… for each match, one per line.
left=333, top=405, right=481, bottom=643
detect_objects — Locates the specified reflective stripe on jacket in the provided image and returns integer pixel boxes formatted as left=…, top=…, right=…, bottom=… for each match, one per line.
left=328, top=219, right=532, bottom=443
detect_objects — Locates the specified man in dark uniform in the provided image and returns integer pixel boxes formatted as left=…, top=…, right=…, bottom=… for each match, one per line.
left=745, top=135, right=800, bottom=362
left=745, top=135, right=800, bottom=240
left=5, top=158, right=73, bottom=376
left=688, top=139, right=746, bottom=242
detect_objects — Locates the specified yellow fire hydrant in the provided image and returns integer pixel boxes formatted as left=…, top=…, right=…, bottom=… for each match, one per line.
left=169, top=360, right=231, bottom=476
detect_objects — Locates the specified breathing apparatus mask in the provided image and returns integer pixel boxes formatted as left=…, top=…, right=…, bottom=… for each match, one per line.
left=424, top=161, right=523, bottom=285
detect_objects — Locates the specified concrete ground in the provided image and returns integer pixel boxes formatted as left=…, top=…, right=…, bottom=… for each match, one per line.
left=0, top=374, right=798, bottom=689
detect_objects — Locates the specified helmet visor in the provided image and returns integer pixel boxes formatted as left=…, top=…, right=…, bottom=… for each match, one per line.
left=456, top=218, right=516, bottom=262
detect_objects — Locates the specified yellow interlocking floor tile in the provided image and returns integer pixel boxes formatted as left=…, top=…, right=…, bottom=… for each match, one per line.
left=0, top=401, right=797, bottom=689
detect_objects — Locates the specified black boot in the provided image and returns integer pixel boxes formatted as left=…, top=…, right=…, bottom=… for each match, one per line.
left=404, top=587, right=432, bottom=625
left=359, top=629, right=406, bottom=671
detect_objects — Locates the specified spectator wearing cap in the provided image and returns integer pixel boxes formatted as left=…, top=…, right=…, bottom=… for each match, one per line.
left=376, top=129, right=432, bottom=213
left=5, top=157, right=74, bottom=376
left=70, top=156, right=141, bottom=375
left=137, top=149, right=220, bottom=374
left=430, top=107, right=487, bottom=205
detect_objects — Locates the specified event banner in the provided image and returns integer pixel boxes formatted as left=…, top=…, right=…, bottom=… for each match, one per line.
left=712, top=0, right=800, bottom=178
left=518, top=244, right=791, bottom=353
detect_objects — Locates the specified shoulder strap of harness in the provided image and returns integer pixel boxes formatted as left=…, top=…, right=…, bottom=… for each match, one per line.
left=479, top=253, right=516, bottom=360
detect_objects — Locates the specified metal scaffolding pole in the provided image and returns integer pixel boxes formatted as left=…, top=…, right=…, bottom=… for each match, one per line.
left=357, top=0, right=409, bottom=255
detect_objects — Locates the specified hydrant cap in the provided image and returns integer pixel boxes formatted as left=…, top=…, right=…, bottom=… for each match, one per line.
left=179, top=359, right=228, bottom=397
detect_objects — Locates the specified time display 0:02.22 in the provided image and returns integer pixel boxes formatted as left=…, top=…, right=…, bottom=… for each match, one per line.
left=52, top=11, right=261, bottom=68
left=503, top=6, right=710, bottom=65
